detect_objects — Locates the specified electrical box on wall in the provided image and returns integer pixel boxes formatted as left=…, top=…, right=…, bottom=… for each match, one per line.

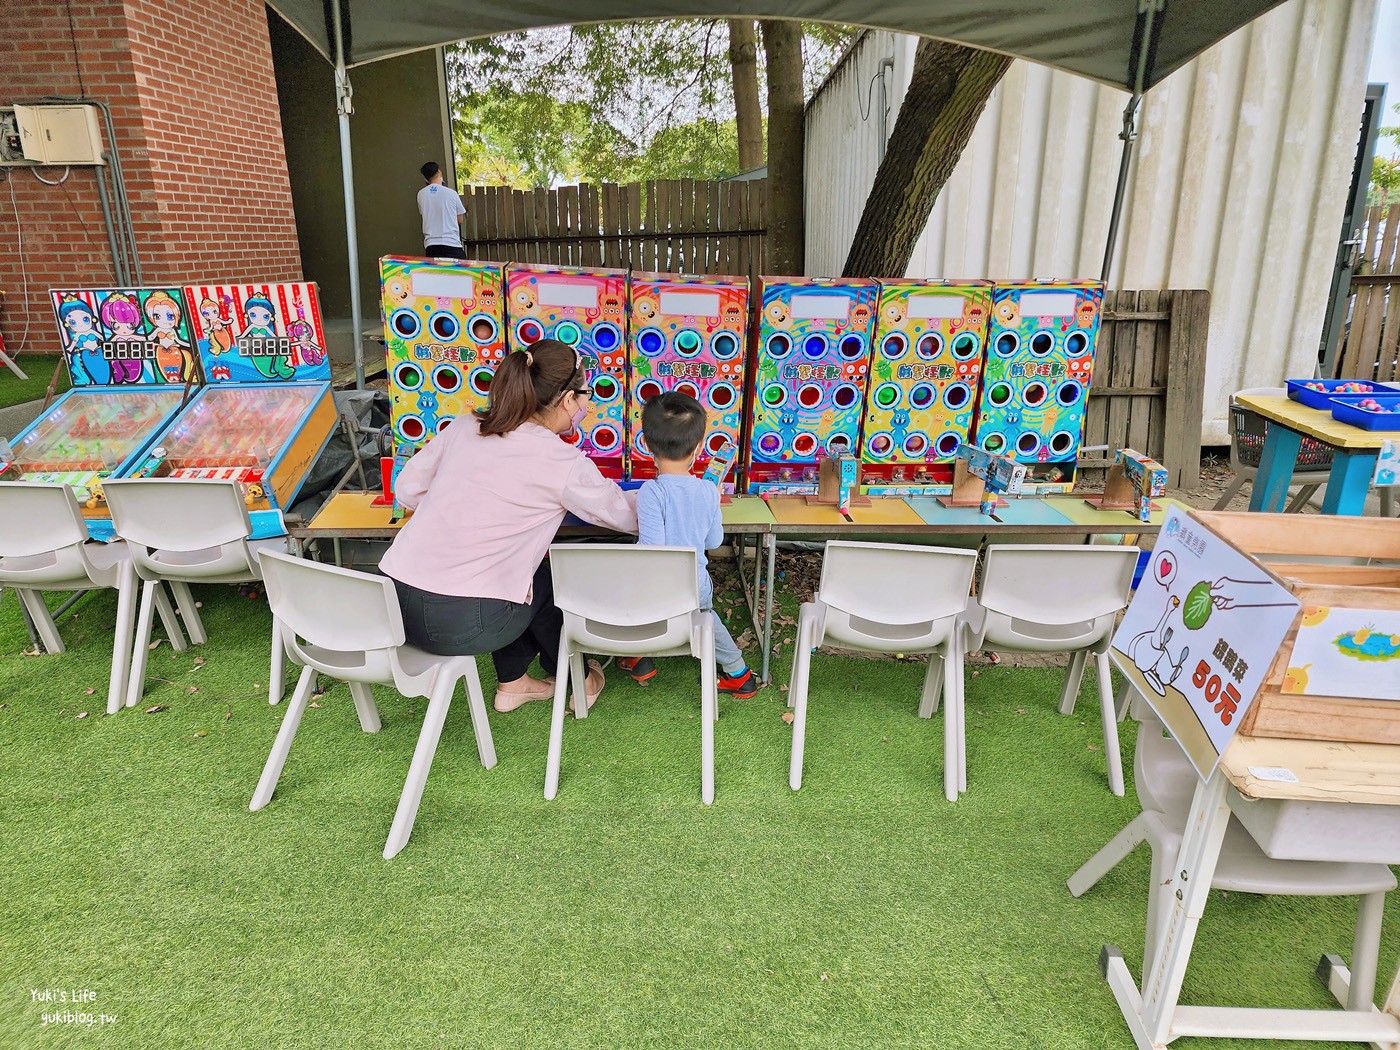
left=0, top=104, right=104, bottom=166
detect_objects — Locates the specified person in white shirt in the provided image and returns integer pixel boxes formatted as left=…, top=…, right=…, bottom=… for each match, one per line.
left=417, top=161, right=466, bottom=259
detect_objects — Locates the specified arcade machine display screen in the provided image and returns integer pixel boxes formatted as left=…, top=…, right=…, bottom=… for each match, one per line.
left=2, top=387, right=186, bottom=512
left=145, top=383, right=335, bottom=515
left=627, top=272, right=748, bottom=486
left=861, top=281, right=991, bottom=495
left=971, top=281, right=1103, bottom=491
left=505, top=265, right=629, bottom=478
left=50, top=287, right=202, bottom=386
left=745, top=278, right=878, bottom=495
left=381, top=256, right=507, bottom=448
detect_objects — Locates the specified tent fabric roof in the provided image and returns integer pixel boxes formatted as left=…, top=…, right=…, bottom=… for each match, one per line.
left=266, top=0, right=1287, bottom=92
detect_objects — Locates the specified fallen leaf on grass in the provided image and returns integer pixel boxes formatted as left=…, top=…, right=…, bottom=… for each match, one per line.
left=76, top=712, right=88, bottom=720
left=83, top=688, right=95, bottom=696
left=147, top=640, right=163, bottom=651
left=309, top=701, right=321, bottom=709
left=778, top=684, right=789, bottom=692
left=187, top=686, right=198, bottom=694
left=1016, top=707, right=1026, bottom=715
left=224, top=710, right=232, bottom=721
left=145, top=705, right=166, bottom=714
left=780, top=711, right=795, bottom=725
left=194, top=729, right=208, bottom=738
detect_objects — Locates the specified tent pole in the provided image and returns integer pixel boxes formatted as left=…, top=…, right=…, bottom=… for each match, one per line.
left=331, top=2, right=365, bottom=390
left=1101, top=0, right=1166, bottom=285
left=1099, top=94, right=1140, bottom=284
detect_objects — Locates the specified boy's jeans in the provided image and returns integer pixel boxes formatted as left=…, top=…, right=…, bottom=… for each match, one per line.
left=701, top=571, right=745, bottom=676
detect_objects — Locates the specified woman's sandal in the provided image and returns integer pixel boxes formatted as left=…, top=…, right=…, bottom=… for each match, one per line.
left=493, top=677, right=555, bottom=713
left=574, top=659, right=605, bottom=714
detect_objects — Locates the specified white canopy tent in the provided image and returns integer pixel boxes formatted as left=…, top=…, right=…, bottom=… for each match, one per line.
left=264, top=0, right=1289, bottom=388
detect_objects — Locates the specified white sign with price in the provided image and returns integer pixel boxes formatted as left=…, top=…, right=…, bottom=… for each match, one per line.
left=1109, top=506, right=1300, bottom=779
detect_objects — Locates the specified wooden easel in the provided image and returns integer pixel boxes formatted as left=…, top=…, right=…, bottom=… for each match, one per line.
left=937, top=458, right=1007, bottom=509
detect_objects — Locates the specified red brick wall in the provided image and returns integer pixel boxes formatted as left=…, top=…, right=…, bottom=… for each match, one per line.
left=0, top=0, right=302, bottom=359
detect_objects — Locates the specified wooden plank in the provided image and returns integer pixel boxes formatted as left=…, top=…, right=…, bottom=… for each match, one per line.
left=580, top=183, right=601, bottom=267
left=626, top=182, right=642, bottom=271
left=728, top=183, right=739, bottom=277
left=706, top=180, right=721, bottom=274
left=644, top=181, right=659, bottom=271
left=680, top=177, right=696, bottom=275
left=559, top=185, right=579, bottom=268
left=1126, top=288, right=1157, bottom=457
left=1193, top=509, right=1400, bottom=560
left=600, top=183, right=619, bottom=269
left=1148, top=289, right=1171, bottom=471
left=1262, top=564, right=1400, bottom=587
left=1103, top=291, right=1135, bottom=464
left=751, top=181, right=767, bottom=274
left=532, top=188, right=548, bottom=265
left=1375, top=204, right=1400, bottom=382
left=1163, top=289, right=1209, bottom=487
left=512, top=189, right=528, bottom=265
left=545, top=187, right=561, bottom=267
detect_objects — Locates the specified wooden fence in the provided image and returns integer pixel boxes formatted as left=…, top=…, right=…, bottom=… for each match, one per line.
left=1336, top=203, right=1399, bottom=381
left=1080, top=290, right=1210, bottom=488
left=460, top=179, right=767, bottom=276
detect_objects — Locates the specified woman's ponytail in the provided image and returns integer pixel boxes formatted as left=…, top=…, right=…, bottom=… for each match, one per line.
left=475, top=338, right=584, bottom=436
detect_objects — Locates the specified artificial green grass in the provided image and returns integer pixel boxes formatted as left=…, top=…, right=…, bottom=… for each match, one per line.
left=0, top=355, right=69, bottom=410
left=0, top=573, right=1395, bottom=1049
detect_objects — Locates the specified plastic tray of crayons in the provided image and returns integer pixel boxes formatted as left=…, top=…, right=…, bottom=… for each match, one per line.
left=1328, top=395, right=1400, bottom=431
left=1286, top=379, right=1397, bottom=409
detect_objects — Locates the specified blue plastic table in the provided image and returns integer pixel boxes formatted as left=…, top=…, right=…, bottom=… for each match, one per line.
left=1235, top=394, right=1390, bottom=515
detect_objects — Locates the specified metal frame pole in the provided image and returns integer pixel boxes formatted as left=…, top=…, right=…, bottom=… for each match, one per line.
left=331, top=2, right=366, bottom=390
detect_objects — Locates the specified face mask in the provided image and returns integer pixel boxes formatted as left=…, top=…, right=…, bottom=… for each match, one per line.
left=569, top=402, right=588, bottom=434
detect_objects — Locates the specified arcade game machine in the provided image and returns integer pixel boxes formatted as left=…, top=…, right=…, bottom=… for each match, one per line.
left=970, top=279, right=1104, bottom=491
left=0, top=287, right=202, bottom=538
left=380, top=256, right=507, bottom=447
left=860, top=280, right=992, bottom=496
left=743, top=276, right=878, bottom=496
left=131, top=282, right=339, bottom=537
left=505, top=264, right=630, bottom=479
left=626, top=271, right=749, bottom=488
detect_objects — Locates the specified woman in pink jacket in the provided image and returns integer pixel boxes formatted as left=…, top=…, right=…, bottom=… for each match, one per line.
left=380, top=340, right=637, bottom=711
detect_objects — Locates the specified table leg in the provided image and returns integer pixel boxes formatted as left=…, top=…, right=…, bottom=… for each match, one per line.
left=1321, top=451, right=1380, bottom=516
left=1250, top=426, right=1304, bottom=512
left=762, top=533, right=776, bottom=685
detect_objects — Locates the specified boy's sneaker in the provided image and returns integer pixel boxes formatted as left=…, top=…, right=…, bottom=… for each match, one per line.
left=718, top=668, right=759, bottom=699
left=618, top=656, right=657, bottom=683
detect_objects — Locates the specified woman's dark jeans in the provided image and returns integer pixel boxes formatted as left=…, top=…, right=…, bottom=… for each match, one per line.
left=392, top=560, right=561, bottom=682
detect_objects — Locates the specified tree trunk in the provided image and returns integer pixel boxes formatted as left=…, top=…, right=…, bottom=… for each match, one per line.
left=761, top=19, right=805, bottom=275
left=727, top=19, right=763, bottom=171
left=842, top=40, right=1010, bottom=278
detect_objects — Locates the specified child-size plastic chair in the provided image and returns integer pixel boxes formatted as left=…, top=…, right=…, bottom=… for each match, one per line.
left=957, top=543, right=1140, bottom=798
left=250, top=550, right=496, bottom=859
left=102, top=478, right=287, bottom=710
left=787, top=541, right=979, bottom=800
left=0, top=481, right=186, bottom=715
left=1068, top=704, right=1395, bottom=1003
left=544, top=544, right=717, bottom=804
left=1213, top=387, right=1332, bottom=512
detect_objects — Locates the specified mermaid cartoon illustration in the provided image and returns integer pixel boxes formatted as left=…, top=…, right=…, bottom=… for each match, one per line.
left=200, top=295, right=235, bottom=356
left=286, top=305, right=324, bottom=368
left=144, top=290, right=196, bottom=384
left=100, top=292, right=148, bottom=384
left=238, top=294, right=295, bottom=380
left=57, top=294, right=109, bottom=385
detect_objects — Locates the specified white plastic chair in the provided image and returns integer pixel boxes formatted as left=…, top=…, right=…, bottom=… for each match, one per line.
left=544, top=544, right=716, bottom=804
left=1213, top=387, right=1332, bottom=512
left=0, top=482, right=185, bottom=714
left=1068, top=704, right=1395, bottom=1001
left=787, top=541, right=979, bottom=800
left=251, top=550, right=495, bottom=859
left=958, top=544, right=1140, bottom=798
left=102, top=478, right=287, bottom=710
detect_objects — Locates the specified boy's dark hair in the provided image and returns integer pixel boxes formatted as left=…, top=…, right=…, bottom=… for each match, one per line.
left=420, top=161, right=441, bottom=181
left=642, top=391, right=706, bottom=461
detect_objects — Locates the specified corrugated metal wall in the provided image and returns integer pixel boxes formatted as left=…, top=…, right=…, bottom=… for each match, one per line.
left=804, top=0, right=1379, bottom=443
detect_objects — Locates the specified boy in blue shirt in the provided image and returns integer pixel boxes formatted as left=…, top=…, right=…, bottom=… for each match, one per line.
left=620, top=392, right=759, bottom=698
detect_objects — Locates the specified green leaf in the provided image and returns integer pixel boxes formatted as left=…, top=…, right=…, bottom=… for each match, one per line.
left=1183, top=581, right=1213, bottom=631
